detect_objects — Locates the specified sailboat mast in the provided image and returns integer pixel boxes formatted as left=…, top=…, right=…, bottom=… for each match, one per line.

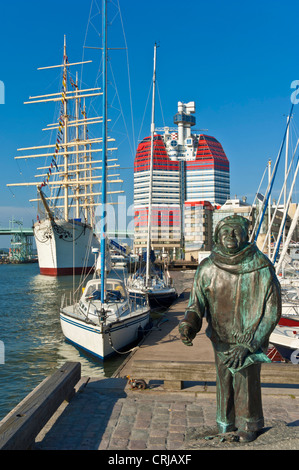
left=283, top=114, right=290, bottom=268
left=146, top=43, right=157, bottom=287
left=101, top=0, right=108, bottom=302
left=268, top=159, right=271, bottom=258
left=63, top=35, right=69, bottom=221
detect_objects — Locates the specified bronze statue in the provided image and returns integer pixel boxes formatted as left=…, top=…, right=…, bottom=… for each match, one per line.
left=179, top=215, right=281, bottom=443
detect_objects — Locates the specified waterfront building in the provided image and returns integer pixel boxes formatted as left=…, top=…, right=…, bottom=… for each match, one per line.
left=184, top=200, right=214, bottom=261
left=213, top=198, right=253, bottom=232
left=134, top=135, right=181, bottom=255
left=133, top=101, right=230, bottom=258
left=213, top=198, right=298, bottom=257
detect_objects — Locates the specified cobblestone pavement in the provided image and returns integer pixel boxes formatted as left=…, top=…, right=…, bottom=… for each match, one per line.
left=34, top=378, right=299, bottom=451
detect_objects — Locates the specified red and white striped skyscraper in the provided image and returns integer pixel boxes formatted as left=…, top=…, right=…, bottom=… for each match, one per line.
left=133, top=101, right=230, bottom=258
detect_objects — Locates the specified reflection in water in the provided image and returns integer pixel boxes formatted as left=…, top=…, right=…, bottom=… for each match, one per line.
left=56, top=342, right=129, bottom=378
left=0, top=263, right=196, bottom=420
left=0, top=264, right=133, bottom=419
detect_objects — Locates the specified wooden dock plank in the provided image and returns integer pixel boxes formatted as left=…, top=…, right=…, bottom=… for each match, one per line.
left=115, top=292, right=299, bottom=390
left=0, top=362, right=81, bottom=450
left=115, top=292, right=214, bottom=380
left=131, top=359, right=299, bottom=389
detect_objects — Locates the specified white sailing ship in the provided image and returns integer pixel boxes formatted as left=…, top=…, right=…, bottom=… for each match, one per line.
left=7, top=36, right=123, bottom=276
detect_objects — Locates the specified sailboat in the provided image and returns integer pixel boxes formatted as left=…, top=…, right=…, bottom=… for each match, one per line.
left=7, top=36, right=123, bottom=276
left=251, top=108, right=299, bottom=361
left=59, top=0, right=151, bottom=359
left=269, top=324, right=299, bottom=362
left=126, top=44, right=177, bottom=309
left=60, top=259, right=151, bottom=359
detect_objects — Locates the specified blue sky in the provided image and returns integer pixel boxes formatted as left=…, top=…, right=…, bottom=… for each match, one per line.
left=1, top=0, right=299, bottom=246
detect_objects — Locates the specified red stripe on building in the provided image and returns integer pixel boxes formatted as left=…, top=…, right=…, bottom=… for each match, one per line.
left=194, top=135, right=229, bottom=171
left=134, top=135, right=180, bottom=172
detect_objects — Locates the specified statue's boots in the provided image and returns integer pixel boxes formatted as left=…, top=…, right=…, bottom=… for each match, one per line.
left=237, top=430, right=257, bottom=443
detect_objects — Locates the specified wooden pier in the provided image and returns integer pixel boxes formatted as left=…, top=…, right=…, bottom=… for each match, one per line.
left=0, top=362, right=81, bottom=450
left=114, top=290, right=214, bottom=389
left=1, top=292, right=299, bottom=450
left=114, top=291, right=299, bottom=390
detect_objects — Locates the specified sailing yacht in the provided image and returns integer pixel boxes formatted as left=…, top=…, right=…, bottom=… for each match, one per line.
left=59, top=0, right=151, bottom=359
left=127, top=251, right=177, bottom=309
left=7, top=36, right=123, bottom=276
left=251, top=110, right=299, bottom=361
left=126, top=44, right=177, bottom=309
left=60, top=261, right=150, bottom=359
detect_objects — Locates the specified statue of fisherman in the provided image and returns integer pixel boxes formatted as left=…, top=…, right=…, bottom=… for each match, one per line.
left=179, top=215, right=281, bottom=443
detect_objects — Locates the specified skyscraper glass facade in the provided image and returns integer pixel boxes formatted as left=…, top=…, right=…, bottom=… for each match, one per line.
left=133, top=102, right=230, bottom=257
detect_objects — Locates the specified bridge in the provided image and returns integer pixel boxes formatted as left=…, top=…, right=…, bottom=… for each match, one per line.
left=0, top=227, right=34, bottom=236
left=0, top=219, right=134, bottom=262
left=0, top=219, right=34, bottom=262
left=0, top=222, right=133, bottom=239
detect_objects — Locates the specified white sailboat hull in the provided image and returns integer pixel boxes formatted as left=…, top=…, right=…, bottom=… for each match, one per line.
left=34, top=218, right=100, bottom=276
left=270, top=324, right=299, bottom=361
left=60, top=306, right=150, bottom=359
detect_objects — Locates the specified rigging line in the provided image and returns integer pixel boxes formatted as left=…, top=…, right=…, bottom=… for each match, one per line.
left=109, top=107, right=122, bottom=129
left=7, top=186, right=16, bottom=198
left=109, top=4, right=120, bottom=25
left=89, top=17, right=102, bottom=40
left=86, top=56, right=103, bottom=120
left=93, top=0, right=101, bottom=17
left=80, top=0, right=95, bottom=87
left=272, top=154, right=299, bottom=262
left=262, top=143, right=299, bottom=253
left=156, top=81, right=165, bottom=128
left=108, top=61, right=134, bottom=159
left=248, top=164, right=267, bottom=221
left=292, top=116, right=299, bottom=142
left=289, top=118, right=299, bottom=203
left=81, top=2, right=104, bottom=90
left=137, top=80, right=153, bottom=145
left=254, top=102, right=295, bottom=242
left=79, top=225, right=94, bottom=290
left=47, top=93, right=61, bottom=204
left=117, top=0, right=136, bottom=152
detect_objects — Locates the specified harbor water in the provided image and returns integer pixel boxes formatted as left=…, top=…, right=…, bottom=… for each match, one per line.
left=0, top=262, right=195, bottom=421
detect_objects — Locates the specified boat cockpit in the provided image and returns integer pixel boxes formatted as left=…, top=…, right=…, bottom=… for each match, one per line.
left=83, top=279, right=127, bottom=303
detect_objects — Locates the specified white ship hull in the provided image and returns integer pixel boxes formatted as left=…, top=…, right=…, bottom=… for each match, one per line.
left=60, top=306, right=150, bottom=359
left=34, top=218, right=100, bottom=276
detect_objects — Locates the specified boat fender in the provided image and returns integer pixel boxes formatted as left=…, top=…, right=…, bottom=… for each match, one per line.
left=126, top=375, right=147, bottom=390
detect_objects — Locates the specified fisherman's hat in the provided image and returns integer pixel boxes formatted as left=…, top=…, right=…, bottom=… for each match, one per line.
left=214, top=215, right=250, bottom=244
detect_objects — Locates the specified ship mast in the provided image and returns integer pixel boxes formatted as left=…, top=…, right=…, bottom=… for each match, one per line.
left=101, top=0, right=108, bottom=302
left=75, top=72, right=80, bottom=220
left=146, top=43, right=157, bottom=288
left=63, top=35, right=69, bottom=221
left=7, top=31, right=125, bottom=230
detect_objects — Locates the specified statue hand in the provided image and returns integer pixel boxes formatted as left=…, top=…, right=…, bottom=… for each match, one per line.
left=222, top=345, right=249, bottom=369
left=179, top=322, right=196, bottom=347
